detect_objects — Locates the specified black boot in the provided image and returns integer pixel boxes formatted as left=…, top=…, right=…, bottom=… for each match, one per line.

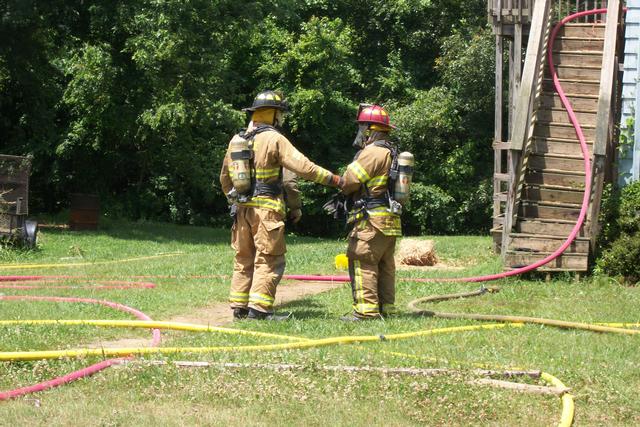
left=247, top=308, right=290, bottom=321
left=233, top=307, right=249, bottom=320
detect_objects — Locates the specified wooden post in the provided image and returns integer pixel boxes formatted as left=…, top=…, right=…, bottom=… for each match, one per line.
left=501, top=0, right=552, bottom=256
left=595, top=0, right=621, bottom=156
left=494, top=31, right=505, bottom=242
left=589, top=0, right=622, bottom=251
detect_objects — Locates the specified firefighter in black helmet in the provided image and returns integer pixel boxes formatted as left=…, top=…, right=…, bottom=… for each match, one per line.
left=220, top=90, right=343, bottom=320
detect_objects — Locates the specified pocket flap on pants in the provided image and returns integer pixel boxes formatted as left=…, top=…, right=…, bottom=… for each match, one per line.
left=264, top=220, right=285, bottom=231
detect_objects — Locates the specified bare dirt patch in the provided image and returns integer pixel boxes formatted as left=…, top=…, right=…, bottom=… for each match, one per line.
left=87, top=280, right=343, bottom=349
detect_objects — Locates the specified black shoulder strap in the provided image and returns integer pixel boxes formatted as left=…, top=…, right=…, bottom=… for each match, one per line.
left=242, top=124, right=279, bottom=140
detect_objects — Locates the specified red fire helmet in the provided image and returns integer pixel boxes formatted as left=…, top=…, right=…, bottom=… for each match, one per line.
left=356, top=104, right=396, bottom=129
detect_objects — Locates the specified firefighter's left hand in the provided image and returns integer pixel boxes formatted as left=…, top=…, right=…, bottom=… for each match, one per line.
left=288, top=208, right=302, bottom=224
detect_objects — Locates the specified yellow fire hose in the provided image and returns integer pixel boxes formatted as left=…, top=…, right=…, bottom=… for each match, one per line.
left=0, top=252, right=183, bottom=270
left=0, top=319, right=304, bottom=343
left=0, top=322, right=517, bottom=361
left=4, top=288, right=637, bottom=426
left=407, top=287, right=640, bottom=335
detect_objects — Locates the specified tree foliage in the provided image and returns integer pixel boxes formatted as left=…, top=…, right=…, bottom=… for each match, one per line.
left=1, top=0, right=494, bottom=234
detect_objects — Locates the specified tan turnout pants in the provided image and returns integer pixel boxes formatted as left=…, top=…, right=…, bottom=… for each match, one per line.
left=347, top=222, right=396, bottom=317
left=229, top=206, right=286, bottom=313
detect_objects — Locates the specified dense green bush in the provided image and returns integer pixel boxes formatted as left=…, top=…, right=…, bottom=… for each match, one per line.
left=595, top=181, right=640, bottom=284
left=617, top=181, right=640, bottom=234
left=1, top=0, right=493, bottom=234
left=597, top=232, right=640, bottom=285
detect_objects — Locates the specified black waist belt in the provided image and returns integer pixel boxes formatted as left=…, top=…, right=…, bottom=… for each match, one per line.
left=364, top=197, right=388, bottom=209
left=253, top=181, right=282, bottom=197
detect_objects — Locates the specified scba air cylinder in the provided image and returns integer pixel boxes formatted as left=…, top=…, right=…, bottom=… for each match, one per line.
left=229, top=135, right=252, bottom=195
left=394, top=151, right=414, bottom=205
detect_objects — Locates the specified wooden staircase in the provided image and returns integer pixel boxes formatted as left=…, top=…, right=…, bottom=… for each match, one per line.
left=504, top=23, right=605, bottom=271
left=490, top=0, right=624, bottom=273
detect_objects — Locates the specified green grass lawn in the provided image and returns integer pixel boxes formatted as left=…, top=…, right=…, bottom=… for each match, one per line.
left=0, top=219, right=639, bottom=426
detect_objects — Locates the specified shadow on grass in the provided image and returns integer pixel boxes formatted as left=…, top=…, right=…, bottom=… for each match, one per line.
left=40, top=218, right=230, bottom=246
left=40, top=217, right=342, bottom=248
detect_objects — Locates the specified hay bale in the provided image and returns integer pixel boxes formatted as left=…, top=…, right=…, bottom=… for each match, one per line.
left=395, top=238, right=438, bottom=266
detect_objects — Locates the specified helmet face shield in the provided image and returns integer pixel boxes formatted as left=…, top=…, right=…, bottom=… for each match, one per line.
left=274, top=109, right=286, bottom=127
left=352, top=123, right=369, bottom=149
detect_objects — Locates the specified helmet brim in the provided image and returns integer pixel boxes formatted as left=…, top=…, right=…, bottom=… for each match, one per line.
left=242, top=105, right=289, bottom=113
left=356, top=121, right=397, bottom=131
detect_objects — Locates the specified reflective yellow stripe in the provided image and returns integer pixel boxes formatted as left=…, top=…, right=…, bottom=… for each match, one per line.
left=354, top=303, right=380, bottom=314
left=347, top=161, right=370, bottom=183
left=229, top=291, right=249, bottom=303
left=367, top=207, right=402, bottom=236
left=230, top=292, right=249, bottom=297
left=353, top=260, right=365, bottom=313
left=367, top=206, right=395, bottom=217
left=368, top=211, right=395, bottom=217
left=255, top=167, right=280, bottom=179
left=250, top=292, right=274, bottom=302
left=249, top=292, right=275, bottom=307
left=314, top=168, right=330, bottom=184
left=239, top=197, right=286, bottom=215
left=367, top=175, right=388, bottom=186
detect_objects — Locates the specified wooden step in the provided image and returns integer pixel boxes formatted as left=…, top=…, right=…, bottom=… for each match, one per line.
left=533, top=121, right=595, bottom=140
left=540, top=92, right=599, bottom=111
left=518, top=200, right=581, bottom=221
left=536, top=108, right=597, bottom=125
left=515, top=218, right=587, bottom=237
left=508, top=233, right=590, bottom=254
left=523, top=185, right=585, bottom=205
left=525, top=169, right=586, bottom=189
left=504, top=251, right=588, bottom=271
left=527, top=153, right=586, bottom=172
left=553, top=36, right=604, bottom=51
left=531, top=138, right=593, bottom=156
left=558, top=23, right=605, bottom=39
left=552, top=51, right=603, bottom=67
left=542, top=79, right=600, bottom=96
left=545, top=64, right=602, bottom=81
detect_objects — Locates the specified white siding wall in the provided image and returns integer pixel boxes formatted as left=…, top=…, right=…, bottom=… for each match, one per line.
left=620, top=0, right=640, bottom=185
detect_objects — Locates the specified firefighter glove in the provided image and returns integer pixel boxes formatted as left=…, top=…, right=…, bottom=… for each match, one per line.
left=288, top=208, right=302, bottom=224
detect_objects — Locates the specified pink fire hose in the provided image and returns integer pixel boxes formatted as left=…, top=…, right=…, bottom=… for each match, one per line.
left=286, top=7, right=608, bottom=284
left=0, top=7, right=615, bottom=401
left=0, top=295, right=161, bottom=400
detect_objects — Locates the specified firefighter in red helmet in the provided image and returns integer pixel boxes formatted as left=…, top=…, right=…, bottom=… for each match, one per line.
left=220, top=90, right=343, bottom=320
left=340, top=104, right=413, bottom=320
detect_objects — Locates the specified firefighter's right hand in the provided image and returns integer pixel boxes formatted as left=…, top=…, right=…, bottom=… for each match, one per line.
left=288, top=208, right=302, bottom=224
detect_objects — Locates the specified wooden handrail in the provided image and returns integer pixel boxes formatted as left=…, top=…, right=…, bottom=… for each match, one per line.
left=500, top=0, right=551, bottom=257
left=510, top=0, right=551, bottom=151
left=594, top=0, right=622, bottom=156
